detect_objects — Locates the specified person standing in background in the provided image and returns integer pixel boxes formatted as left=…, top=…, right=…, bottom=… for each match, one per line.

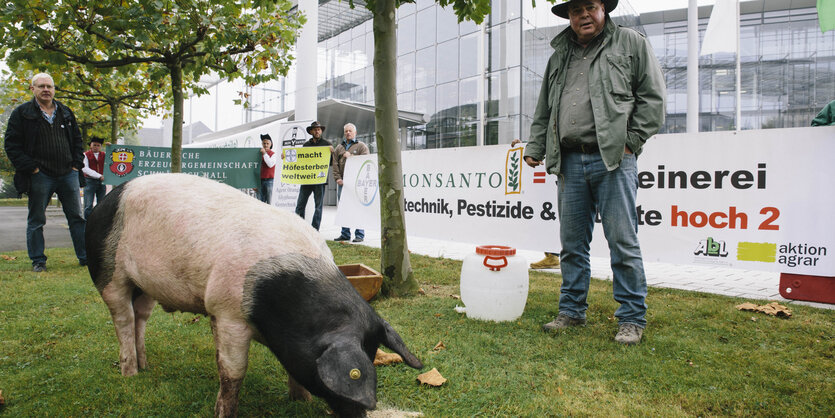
left=258, top=133, right=277, bottom=204
left=3, top=72, right=87, bottom=272
left=811, top=99, right=835, bottom=126
left=332, top=123, right=369, bottom=243
left=294, top=121, right=333, bottom=230
left=82, top=136, right=107, bottom=219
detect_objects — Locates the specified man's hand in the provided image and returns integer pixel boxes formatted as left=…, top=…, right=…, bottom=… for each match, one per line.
left=510, top=139, right=522, bottom=147
left=624, top=145, right=633, bottom=155
left=33, top=168, right=39, bottom=174
left=281, top=151, right=286, bottom=160
left=524, top=156, right=543, bottom=168
left=260, top=147, right=267, bottom=155
left=337, top=179, right=344, bottom=186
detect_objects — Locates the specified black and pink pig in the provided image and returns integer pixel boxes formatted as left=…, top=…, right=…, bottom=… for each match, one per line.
left=85, top=173, right=422, bottom=417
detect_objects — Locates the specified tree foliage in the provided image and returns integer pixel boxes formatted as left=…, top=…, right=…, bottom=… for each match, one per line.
left=0, top=0, right=303, bottom=171
left=57, top=65, right=167, bottom=144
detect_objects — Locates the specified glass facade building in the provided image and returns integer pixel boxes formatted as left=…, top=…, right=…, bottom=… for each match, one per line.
left=176, top=0, right=834, bottom=149
left=644, top=1, right=835, bottom=132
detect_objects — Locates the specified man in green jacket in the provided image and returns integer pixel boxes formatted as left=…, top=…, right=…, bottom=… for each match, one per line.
left=811, top=100, right=835, bottom=126
left=524, top=0, right=666, bottom=345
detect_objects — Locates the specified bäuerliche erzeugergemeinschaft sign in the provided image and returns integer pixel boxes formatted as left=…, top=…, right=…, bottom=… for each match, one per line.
left=104, top=146, right=261, bottom=189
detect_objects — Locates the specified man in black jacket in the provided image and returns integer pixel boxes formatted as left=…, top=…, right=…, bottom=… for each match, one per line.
left=293, top=121, right=333, bottom=230
left=4, top=73, right=87, bottom=272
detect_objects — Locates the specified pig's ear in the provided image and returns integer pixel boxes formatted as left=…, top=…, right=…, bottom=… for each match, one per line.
left=316, top=343, right=377, bottom=410
left=380, top=320, right=424, bottom=369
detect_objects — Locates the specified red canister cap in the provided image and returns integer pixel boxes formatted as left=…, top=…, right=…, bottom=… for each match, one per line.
left=475, top=245, right=516, bottom=256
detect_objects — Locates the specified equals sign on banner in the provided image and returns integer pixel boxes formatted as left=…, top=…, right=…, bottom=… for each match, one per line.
left=533, top=172, right=547, bottom=184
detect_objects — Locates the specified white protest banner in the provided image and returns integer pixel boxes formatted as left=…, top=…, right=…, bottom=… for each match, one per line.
left=337, top=127, right=835, bottom=276
left=337, top=146, right=561, bottom=252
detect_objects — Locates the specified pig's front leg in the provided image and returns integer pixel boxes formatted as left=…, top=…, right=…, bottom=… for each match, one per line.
left=288, top=374, right=312, bottom=401
left=211, top=316, right=252, bottom=418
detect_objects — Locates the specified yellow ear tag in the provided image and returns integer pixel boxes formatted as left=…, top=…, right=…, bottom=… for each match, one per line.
left=350, top=368, right=361, bottom=380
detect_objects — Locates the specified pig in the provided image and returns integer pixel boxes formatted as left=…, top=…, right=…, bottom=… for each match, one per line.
left=85, top=173, right=423, bottom=417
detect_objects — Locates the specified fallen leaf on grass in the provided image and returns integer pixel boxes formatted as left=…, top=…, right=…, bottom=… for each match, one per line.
left=1, top=255, right=17, bottom=261
left=418, top=288, right=426, bottom=295
left=417, top=368, right=447, bottom=387
left=736, top=302, right=792, bottom=318
left=450, top=294, right=460, bottom=300
left=432, top=341, right=446, bottom=351
left=0, top=389, right=5, bottom=405
left=557, top=386, right=563, bottom=395
left=373, top=349, right=403, bottom=366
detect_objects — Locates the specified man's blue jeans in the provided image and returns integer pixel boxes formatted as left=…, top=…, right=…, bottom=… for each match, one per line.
left=83, top=178, right=106, bottom=219
left=295, top=183, right=326, bottom=230
left=27, top=170, right=87, bottom=265
left=557, top=151, right=647, bottom=328
left=258, top=178, right=274, bottom=204
left=336, top=184, right=364, bottom=240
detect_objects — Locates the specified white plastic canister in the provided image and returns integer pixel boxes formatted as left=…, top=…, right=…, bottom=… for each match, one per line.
left=459, top=245, right=529, bottom=322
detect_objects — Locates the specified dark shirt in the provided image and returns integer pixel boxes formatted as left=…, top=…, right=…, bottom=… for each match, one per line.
left=34, top=110, right=73, bottom=176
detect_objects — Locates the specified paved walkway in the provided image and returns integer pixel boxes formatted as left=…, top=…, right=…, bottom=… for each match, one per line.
left=0, top=206, right=77, bottom=253
left=316, top=207, right=833, bottom=310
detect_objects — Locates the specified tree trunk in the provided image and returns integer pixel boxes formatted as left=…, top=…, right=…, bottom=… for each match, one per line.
left=373, top=0, right=418, bottom=296
left=109, top=101, right=120, bottom=144
left=169, top=62, right=184, bottom=173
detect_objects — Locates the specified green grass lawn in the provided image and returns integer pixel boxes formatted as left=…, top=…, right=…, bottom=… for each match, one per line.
left=0, top=198, right=28, bottom=207
left=0, top=244, right=832, bottom=416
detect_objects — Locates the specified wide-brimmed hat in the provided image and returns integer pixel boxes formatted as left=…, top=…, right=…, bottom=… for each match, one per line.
left=551, top=0, right=618, bottom=19
left=306, top=121, right=326, bottom=134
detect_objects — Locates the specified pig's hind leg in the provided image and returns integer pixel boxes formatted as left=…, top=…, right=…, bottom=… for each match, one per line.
left=210, top=315, right=252, bottom=417
left=132, top=290, right=156, bottom=370
left=100, top=280, right=143, bottom=376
